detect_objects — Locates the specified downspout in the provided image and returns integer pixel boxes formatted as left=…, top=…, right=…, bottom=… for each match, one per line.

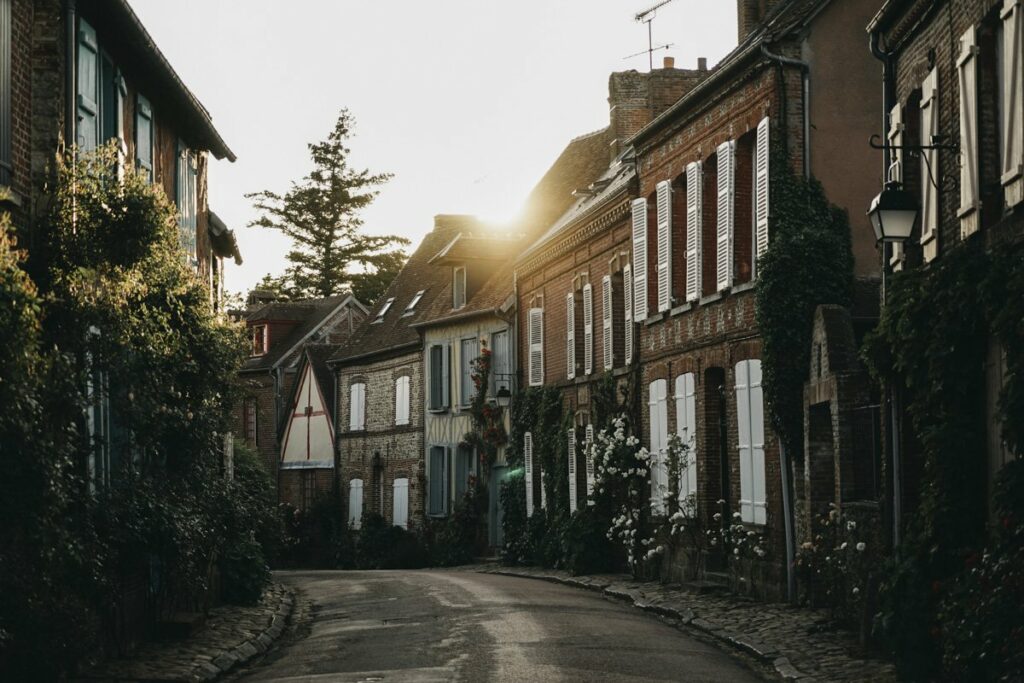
left=761, top=43, right=810, bottom=179
left=869, top=28, right=901, bottom=550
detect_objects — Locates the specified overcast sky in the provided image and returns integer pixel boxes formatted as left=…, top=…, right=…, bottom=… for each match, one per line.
left=129, top=1, right=738, bottom=295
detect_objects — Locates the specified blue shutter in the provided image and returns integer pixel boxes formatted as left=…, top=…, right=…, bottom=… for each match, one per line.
left=77, top=19, right=100, bottom=151
left=135, top=94, right=153, bottom=181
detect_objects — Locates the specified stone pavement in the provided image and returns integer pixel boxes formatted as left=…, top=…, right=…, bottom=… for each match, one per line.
left=79, top=583, right=294, bottom=682
left=468, top=564, right=898, bottom=683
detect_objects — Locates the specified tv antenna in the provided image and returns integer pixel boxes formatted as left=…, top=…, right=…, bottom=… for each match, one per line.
left=627, top=0, right=678, bottom=70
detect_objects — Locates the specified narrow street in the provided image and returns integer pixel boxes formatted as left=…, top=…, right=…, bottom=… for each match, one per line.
left=236, top=570, right=761, bottom=682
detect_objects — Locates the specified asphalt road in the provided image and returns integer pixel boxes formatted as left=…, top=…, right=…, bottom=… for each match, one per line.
left=236, top=570, right=761, bottom=682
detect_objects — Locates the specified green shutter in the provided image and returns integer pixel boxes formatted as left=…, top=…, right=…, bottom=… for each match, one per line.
left=135, top=94, right=153, bottom=181
left=77, top=19, right=100, bottom=151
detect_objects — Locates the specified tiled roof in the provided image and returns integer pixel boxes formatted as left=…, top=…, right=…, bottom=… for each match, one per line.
left=241, top=295, right=355, bottom=373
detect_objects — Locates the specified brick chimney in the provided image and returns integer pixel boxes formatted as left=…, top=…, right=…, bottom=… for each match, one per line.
left=607, top=59, right=708, bottom=159
left=737, top=0, right=783, bottom=43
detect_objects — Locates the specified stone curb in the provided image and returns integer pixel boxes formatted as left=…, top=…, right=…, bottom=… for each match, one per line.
left=480, top=568, right=818, bottom=682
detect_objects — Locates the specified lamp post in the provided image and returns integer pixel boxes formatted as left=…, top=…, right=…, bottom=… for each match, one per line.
left=867, top=180, right=919, bottom=550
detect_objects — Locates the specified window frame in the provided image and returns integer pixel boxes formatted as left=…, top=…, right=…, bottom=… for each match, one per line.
left=403, top=290, right=426, bottom=317
left=250, top=324, right=268, bottom=357
left=394, top=375, right=411, bottom=426
left=459, top=337, right=478, bottom=407
left=452, top=266, right=467, bottom=309
left=135, top=93, right=154, bottom=182
left=427, top=445, right=450, bottom=517
left=373, top=297, right=396, bottom=323
left=349, top=381, right=366, bottom=431
left=428, top=343, right=450, bottom=412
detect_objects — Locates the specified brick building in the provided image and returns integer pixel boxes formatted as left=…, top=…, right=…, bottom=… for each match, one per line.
left=237, top=294, right=367, bottom=507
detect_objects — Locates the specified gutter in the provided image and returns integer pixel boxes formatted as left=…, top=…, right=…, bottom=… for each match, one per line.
left=761, top=43, right=810, bottom=179
left=327, top=340, right=420, bottom=367
left=409, top=307, right=502, bottom=330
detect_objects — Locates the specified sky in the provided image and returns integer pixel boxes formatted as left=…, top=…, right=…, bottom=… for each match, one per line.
left=129, top=0, right=738, bottom=296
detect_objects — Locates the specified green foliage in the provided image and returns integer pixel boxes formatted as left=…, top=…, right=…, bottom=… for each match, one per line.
left=247, top=109, right=408, bottom=299
left=350, top=249, right=407, bottom=307
left=277, top=495, right=354, bottom=569
left=863, top=240, right=1024, bottom=679
left=355, top=513, right=428, bottom=569
left=755, top=154, right=854, bottom=453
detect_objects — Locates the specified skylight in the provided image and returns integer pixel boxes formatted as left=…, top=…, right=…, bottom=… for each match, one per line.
left=402, top=290, right=426, bottom=316
left=373, top=297, right=396, bottom=323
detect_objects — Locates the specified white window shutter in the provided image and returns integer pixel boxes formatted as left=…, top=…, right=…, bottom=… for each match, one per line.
left=754, top=117, right=770, bottom=270
left=348, top=479, right=363, bottom=529
left=674, top=373, right=698, bottom=504
left=582, top=284, right=593, bottom=375
left=685, top=162, right=703, bottom=302
left=735, top=361, right=754, bottom=523
left=959, top=26, right=981, bottom=237
left=648, top=379, right=669, bottom=515
left=395, top=376, right=410, bottom=426
left=920, top=68, right=939, bottom=262
left=602, top=275, right=613, bottom=370
left=392, top=478, right=409, bottom=529
left=567, top=428, right=578, bottom=513
left=631, top=198, right=648, bottom=321
left=524, top=432, right=534, bottom=517
left=566, top=293, right=576, bottom=380
left=623, top=264, right=634, bottom=365
left=888, top=104, right=907, bottom=269
left=656, top=180, right=673, bottom=312
left=528, top=308, right=544, bottom=386
left=1003, top=0, right=1024, bottom=205
left=716, top=141, right=735, bottom=291
left=349, top=383, right=365, bottom=431
left=585, top=424, right=595, bottom=501
left=749, top=360, right=767, bottom=525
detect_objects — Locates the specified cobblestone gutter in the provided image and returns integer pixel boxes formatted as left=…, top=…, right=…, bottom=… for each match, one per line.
left=78, top=583, right=294, bottom=682
left=471, top=565, right=898, bottom=683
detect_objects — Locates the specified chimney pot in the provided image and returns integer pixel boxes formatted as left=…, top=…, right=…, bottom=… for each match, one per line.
left=698, top=57, right=708, bottom=71
left=663, top=56, right=675, bottom=69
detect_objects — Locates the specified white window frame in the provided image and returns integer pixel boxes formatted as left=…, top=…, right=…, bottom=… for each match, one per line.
left=374, top=297, right=396, bottom=323
left=674, top=373, right=698, bottom=507
left=648, top=378, right=669, bottom=516
left=250, top=324, right=268, bottom=357
left=403, top=290, right=425, bottom=316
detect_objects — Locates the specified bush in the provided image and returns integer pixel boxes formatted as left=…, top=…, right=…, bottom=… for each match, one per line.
left=355, top=513, right=427, bottom=569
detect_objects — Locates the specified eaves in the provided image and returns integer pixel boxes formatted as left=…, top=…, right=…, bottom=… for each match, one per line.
left=327, top=340, right=420, bottom=368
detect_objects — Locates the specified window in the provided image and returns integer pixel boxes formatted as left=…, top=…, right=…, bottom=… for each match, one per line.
left=251, top=324, right=268, bottom=356
left=623, top=264, right=634, bottom=364
left=648, top=379, right=669, bottom=515
left=524, top=432, right=535, bottom=516
left=735, top=359, right=767, bottom=525
left=1002, top=0, right=1023, bottom=206
left=176, top=143, right=198, bottom=266
left=428, top=344, right=450, bottom=410
left=428, top=445, right=449, bottom=517
left=490, top=329, right=510, bottom=396
left=0, top=0, right=11, bottom=186
left=959, top=26, right=981, bottom=237
left=302, top=471, right=315, bottom=511
left=455, top=444, right=475, bottom=501
left=453, top=266, right=466, bottom=309
left=566, top=292, right=576, bottom=380
left=888, top=103, right=907, bottom=269
left=602, top=275, right=613, bottom=370
left=459, top=338, right=478, bottom=407
left=373, top=297, right=395, bottom=323
left=716, top=140, right=735, bottom=291
left=567, top=427, right=578, bottom=513
left=393, top=478, right=409, bottom=528
left=348, top=479, right=363, bottom=529
left=674, top=373, right=698, bottom=506
left=349, top=382, right=366, bottom=431
left=135, top=94, right=153, bottom=182
left=77, top=18, right=100, bottom=152
left=754, top=117, right=770, bottom=273
left=243, top=398, right=258, bottom=445
left=403, top=290, right=426, bottom=316
left=685, top=161, right=703, bottom=301
left=585, top=424, right=595, bottom=500
left=631, top=198, right=648, bottom=321
left=920, top=67, right=939, bottom=261
left=394, top=375, right=410, bottom=425
left=527, top=307, right=544, bottom=386
left=655, top=180, right=673, bottom=311
left=582, top=284, right=593, bottom=375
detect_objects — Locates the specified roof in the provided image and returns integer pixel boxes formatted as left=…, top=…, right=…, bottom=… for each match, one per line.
left=330, top=218, right=468, bottom=364
left=242, top=294, right=359, bottom=373
left=280, top=344, right=341, bottom=439
left=209, top=211, right=242, bottom=265
left=84, top=0, right=235, bottom=161
left=866, top=0, right=916, bottom=33
left=428, top=232, right=521, bottom=265
left=629, top=0, right=827, bottom=147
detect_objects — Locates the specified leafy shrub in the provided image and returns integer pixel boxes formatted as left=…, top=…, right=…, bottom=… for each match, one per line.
left=355, top=513, right=428, bottom=569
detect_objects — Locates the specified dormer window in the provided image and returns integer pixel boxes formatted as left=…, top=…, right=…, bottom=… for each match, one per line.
left=373, top=297, right=396, bottom=323
left=453, top=267, right=467, bottom=309
left=251, top=324, right=268, bottom=356
left=403, top=290, right=426, bottom=317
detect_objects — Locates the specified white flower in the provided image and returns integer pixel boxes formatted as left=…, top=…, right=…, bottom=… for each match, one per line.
left=840, top=542, right=848, bottom=550
left=733, top=512, right=742, bottom=519
left=733, top=548, right=740, bottom=556
left=852, top=587, right=860, bottom=596
left=856, top=542, right=866, bottom=552
left=713, top=513, right=722, bottom=521
left=846, top=521, right=857, bottom=531
left=716, top=499, right=726, bottom=505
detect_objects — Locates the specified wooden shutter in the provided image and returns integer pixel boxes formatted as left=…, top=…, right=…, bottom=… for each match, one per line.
left=428, top=446, right=448, bottom=516
left=77, top=19, right=100, bottom=151
left=566, top=293, right=576, bottom=380
left=528, top=308, right=544, bottom=386
left=602, top=275, right=613, bottom=370
left=524, top=432, right=534, bottom=517
left=888, top=104, right=906, bottom=269
left=393, top=478, right=409, bottom=529
left=135, top=95, right=153, bottom=182
left=656, top=180, right=673, bottom=311
left=395, top=376, right=410, bottom=425
left=959, top=26, right=981, bottom=237
left=585, top=424, right=595, bottom=500
left=920, top=68, right=939, bottom=261
left=349, top=383, right=364, bottom=430
left=674, top=373, right=697, bottom=503
left=631, top=198, right=648, bottom=321
left=442, top=344, right=451, bottom=408
left=716, top=141, right=735, bottom=291
left=623, top=264, right=634, bottom=364
left=685, top=162, right=703, bottom=302
left=648, top=379, right=669, bottom=515
left=582, top=284, right=593, bottom=376
left=567, top=428, right=578, bottom=513
left=1003, top=0, right=1024, bottom=205
left=735, top=360, right=767, bottom=524
left=429, top=345, right=442, bottom=410
left=348, top=479, right=363, bottom=529
left=754, top=117, right=770, bottom=269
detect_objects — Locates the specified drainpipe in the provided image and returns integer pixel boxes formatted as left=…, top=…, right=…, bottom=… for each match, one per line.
left=761, top=43, right=810, bottom=179
left=869, top=28, right=901, bottom=550
left=64, top=0, right=76, bottom=150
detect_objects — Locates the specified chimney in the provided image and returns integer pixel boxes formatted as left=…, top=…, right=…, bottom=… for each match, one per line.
left=663, top=56, right=675, bottom=69
left=698, top=57, right=708, bottom=72
left=737, top=0, right=782, bottom=43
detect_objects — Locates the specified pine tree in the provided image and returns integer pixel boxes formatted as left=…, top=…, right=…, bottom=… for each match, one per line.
left=247, top=109, right=408, bottom=299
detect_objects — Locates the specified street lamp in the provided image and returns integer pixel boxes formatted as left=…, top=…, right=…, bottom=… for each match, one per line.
left=495, top=384, right=512, bottom=408
left=867, top=181, right=919, bottom=244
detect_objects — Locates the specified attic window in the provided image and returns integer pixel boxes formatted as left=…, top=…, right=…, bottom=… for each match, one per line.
left=251, top=324, right=268, bottom=356
left=373, top=297, right=396, bottom=323
left=453, top=267, right=467, bottom=309
left=403, top=290, right=426, bottom=317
